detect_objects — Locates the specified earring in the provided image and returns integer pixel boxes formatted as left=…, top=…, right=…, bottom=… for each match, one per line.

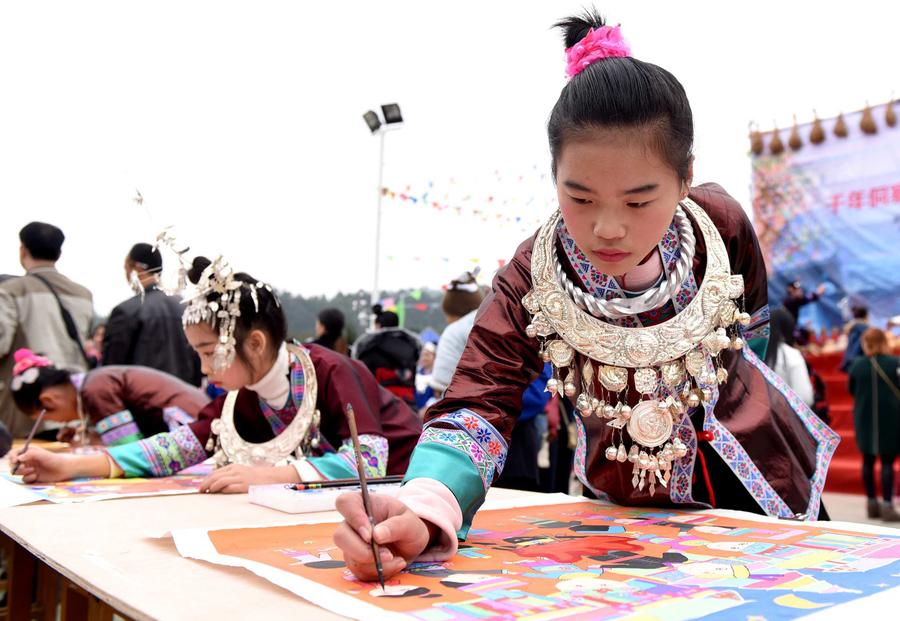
left=129, top=270, right=145, bottom=301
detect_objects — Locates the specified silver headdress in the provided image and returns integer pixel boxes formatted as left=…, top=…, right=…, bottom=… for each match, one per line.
left=153, top=228, right=277, bottom=374
left=181, top=257, right=244, bottom=374
left=153, top=227, right=192, bottom=294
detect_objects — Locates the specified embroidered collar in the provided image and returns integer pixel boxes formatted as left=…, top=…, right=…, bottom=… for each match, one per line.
left=556, top=217, right=698, bottom=327
left=257, top=351, right=307, bottom=436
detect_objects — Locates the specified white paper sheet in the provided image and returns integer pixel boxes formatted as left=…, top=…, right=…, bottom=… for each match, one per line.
left=0, top=476, right=44, bottom=507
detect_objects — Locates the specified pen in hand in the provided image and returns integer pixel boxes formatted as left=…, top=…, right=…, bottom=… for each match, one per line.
left=12, top=408, right=47, bottom=476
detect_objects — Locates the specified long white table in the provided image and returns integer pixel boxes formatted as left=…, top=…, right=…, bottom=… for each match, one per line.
left=0, top=486, right=535, bottom=620
left=0, top=491, right=345, bottom=619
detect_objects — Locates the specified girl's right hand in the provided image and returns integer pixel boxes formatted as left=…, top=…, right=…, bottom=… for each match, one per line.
left=9, top=446, right=75, bottom=483
left=333, top=492, right=434, bottom=581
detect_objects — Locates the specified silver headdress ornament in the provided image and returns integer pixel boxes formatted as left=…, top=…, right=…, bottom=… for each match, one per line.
left=153, top=227, right=192, bottom=294
left=153, top=228, right=279, bottom=374
left=181, top=257, right=244, bottom=374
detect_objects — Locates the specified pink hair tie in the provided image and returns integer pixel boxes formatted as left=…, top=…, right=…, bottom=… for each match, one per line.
left=12, top=348, right=53, bottom=377
left=565, top=24, right=631, bottom=79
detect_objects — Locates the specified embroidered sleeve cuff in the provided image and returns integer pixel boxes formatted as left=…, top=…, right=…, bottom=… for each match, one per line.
left=396, top=478, right=462, bottom=562
left=404, top=441, right=486, bottom=538
left=108, top=426, right=207, bottom=478
left=95, top=410, right=144, bottom=446
left=335, top=434, right=389, bottom=478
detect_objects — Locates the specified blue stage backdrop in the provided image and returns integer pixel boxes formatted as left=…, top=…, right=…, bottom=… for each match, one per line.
left=750, top=102, right=900, bottom=330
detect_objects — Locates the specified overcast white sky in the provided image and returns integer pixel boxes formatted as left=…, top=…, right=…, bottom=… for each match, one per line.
left=1, top=1, right=895, bottom=315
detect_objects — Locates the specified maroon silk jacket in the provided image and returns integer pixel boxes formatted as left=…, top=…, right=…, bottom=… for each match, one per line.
left=81, top=366, right=209, bottom=437
left=426, top=184, right=831, bottom=518
left=185, top=344, right=422, bottom=476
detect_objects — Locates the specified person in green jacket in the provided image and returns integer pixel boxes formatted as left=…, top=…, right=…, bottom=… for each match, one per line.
left=849, top=327, right=900, bottom=521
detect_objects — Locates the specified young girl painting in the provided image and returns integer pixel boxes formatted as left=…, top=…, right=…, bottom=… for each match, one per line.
left=11, top=257, right=422, bottom=492
left=333, top=9, right=838, bottom=580
left=10, top=349, right=208, bottom=446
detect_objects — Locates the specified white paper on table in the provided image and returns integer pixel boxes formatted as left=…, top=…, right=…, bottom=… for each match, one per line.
left=0, top=476, right=44, bottom=507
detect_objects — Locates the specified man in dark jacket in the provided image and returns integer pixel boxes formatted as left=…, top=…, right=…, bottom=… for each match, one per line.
left=103, top=243, right=202, bottom=386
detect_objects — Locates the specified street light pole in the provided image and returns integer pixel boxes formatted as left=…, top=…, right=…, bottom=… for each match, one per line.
left=362, top=103, right=403, bottom=331
left=371, top=129, right=386, bottom=329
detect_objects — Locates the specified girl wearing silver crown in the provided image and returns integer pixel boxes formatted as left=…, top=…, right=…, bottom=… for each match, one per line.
left=12, top=256, right=423, bottom=492
left=334, top=9, right=840, bottom=581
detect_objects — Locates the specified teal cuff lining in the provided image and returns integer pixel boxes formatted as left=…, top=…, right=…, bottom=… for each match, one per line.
left=107, top=442, right=151, bottom=478
left=306, top=453, right=357, bottom=480
left=748, top=336, right=768, bottom=360
left=404, top=443, right=486, bottom=539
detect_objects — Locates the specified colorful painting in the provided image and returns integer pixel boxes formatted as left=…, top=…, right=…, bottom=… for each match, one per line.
left=173, top=500, right=900, bottom=620
left=3, top=463, right=212, bottom=503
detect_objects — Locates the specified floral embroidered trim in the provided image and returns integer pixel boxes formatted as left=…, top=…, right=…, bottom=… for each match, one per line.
left=669, top=412, right=699, bottom=505
left=256, top=351, right=306, bottom=436
left=290, top=350, right=306, bottom=405
left=137, top=425, right=207, bottom=477
left=258, top=399, right=290, bottom=435
left=162, top=406, right=194, bottom=431
left=336, top=434, right=388, bottom=478
left=702, top=386, right=793, bottom=518
left=95, top=410, right=143, bottom=446
left=423, top=409, right=508, bottom=475
left=418, top=427, right=495, bottom=491
left=686, top=351, right=795, bottom=518
left=95, top=410, right=134, bottom=434
left=742, top=346, right=839, bottom=518
left=557, top=219, right=698, bottom=328
left=572, top=416, right=609, bottom=502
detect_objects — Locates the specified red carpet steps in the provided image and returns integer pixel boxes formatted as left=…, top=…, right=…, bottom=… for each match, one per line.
left=807, top=350, right=898, bottom=495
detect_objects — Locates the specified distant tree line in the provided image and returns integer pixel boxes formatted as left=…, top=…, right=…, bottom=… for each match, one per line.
left=276, top=288, right=449, bottom=344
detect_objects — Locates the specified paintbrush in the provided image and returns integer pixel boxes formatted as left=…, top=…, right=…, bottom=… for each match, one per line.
left=286, top=474, right=403, bottom=491
left=344, top=403, right=385, bottom=592
left=11, top=408, right=47, bottom=476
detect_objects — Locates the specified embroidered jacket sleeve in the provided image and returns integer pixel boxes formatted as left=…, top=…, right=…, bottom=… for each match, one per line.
left=302, top=345, right=408, bottom=481
left=403, top=237, right=544, bottom=537
left=301, top=434, right=389, bottom=480
left=82, top=366, right=209, bottom=447
left=690, top=183, right=770, bottom=359
left=106, top=395, right=222, bottom=477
